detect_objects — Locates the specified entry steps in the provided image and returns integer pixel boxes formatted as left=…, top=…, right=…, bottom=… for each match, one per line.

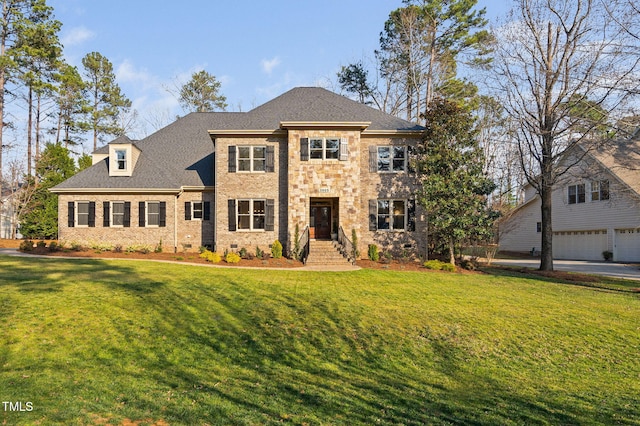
left=305, top=240, right=353, bottom=266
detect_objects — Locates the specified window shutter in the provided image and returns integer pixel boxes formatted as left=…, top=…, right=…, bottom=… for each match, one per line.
left=266, top=146, right=275, bottom=172
left=185, top=202, right=191, bottom=220
left=228, top=199, right=236, bottom=231
left=228, top=146, right=237, bottom=173
left=103, top=202, right=110, bottom=227
left=159, top=202, right=167, bottom=227
left=88, top=202, right=96, bottom=227
left=204, top=201, right=211, bottom=221
left=369, top=199, right=378, bottom=231
left=139, top=202, right=146, bottom=227
left=407, top=145, right=415, bottom=174
left=123, top=202, right=131, bottom=227
left=265, top=199, right=275, bottom=231
left=369, top=146, right=378, bottom=172
left=68, top=202, right=75, bottom=228
left=339, top=137, right=348, bottom=161
left=407, top=199, right=416, bottom=232
left=300, top=138, right=309, bottom=161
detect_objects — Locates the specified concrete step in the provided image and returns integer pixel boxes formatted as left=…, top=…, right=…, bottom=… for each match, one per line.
left=306, top=240, right=352, bottom=266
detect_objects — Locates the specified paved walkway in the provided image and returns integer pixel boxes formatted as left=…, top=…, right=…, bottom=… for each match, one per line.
left=0, top=248, right=361, bottom=272
left=493, top=258, right=640, bottom=281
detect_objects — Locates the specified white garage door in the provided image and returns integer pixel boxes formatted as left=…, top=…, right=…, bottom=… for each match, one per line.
left=553, top=230, right=608, bottom=261
left=615, top=229, right=640, bottom=262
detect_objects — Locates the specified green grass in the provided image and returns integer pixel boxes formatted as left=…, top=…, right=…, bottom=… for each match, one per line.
left=1, top=256, right=639, bottom=425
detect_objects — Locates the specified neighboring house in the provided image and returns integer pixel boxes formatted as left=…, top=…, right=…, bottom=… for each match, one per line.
left=499, top=137, right=640, bottom=262
left=51, top=87, right=427, bottom=259
left=0, top=188, right=22, bottom=240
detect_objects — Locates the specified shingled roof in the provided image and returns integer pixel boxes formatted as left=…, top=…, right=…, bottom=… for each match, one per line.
left=52, top=87, right=423, bottom=191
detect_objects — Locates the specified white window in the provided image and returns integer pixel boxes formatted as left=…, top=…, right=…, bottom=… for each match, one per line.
left=192, top=202, right=203, bottom=220
left=77, top=201, right=90, bottom=227
left=238, top=146, right=266, bottom=172
left=591, top=180, right=609, bottom=201
left=309, top=138, right=340, bottom=160
left=377, top=200, right=406, bottom=231
left=568, top=184, right=586, bottom=204
left=111, top=201, right=125, bottom=226
left=147, top=201, right=160, bottom=226
left=237, top=199, right=265, bottom=230
left=377, top=146, right=406, bottom=172
left=115, top=150, right=126, bottom=170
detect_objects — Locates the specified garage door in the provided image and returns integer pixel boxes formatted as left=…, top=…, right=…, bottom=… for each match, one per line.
left=553, top=230, right=608, bottom=261
left=615, top=229, right=640, bottom=262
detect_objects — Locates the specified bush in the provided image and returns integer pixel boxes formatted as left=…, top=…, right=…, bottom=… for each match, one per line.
left=256, top=246, right=263, bottom=259
left=603, top=250, right=613, bottom=261
left=225, top=252, right=241, bottom=264
left=154, top=239, right=163, bottom=253
left=199, top=250, right=221, bottom=263
left=19, top=240, right=34, bottom=252
left=36, top=240, right=47, bottom=249
left=423, top=259, right=456, bottom=272
left=70, top=242, right=84, bottom=252
left=239, top=247, right=248, bottom=259
left=459, top=258, right=478, bottom=271
left=368, top=244, right=379, bottom=261
left=48, top=241, right=58, bottom=252
left=271, top=240, right=283, bottom=259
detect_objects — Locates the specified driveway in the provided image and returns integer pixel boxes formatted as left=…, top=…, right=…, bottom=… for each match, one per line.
left=493, top=258, right=640, bottom=281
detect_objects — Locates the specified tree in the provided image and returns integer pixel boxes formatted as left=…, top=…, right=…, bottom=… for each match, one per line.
left=55, top=63, right=86, bottom=148
left=490, top=0, right=640, bottom=271
left=81, top=52, right=131, bottom=151
left=19, top=142, right=76, bottom=239
left=179, top=70, right=227, bottom=113
left=414, top=98, right=497, bottom=265
left=337, top=62, right=372, bottom=104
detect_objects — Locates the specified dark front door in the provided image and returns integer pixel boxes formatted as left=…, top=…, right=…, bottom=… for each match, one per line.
left=312, top=206, right=331, bottom=239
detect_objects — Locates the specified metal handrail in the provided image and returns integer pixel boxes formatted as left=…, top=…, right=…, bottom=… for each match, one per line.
left=298, top=226, right=310, bottom=264
left=337, top=226, right=355, bottom=264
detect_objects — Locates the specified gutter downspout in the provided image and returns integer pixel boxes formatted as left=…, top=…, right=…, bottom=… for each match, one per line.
left=175, top=189, right=183, bottom=253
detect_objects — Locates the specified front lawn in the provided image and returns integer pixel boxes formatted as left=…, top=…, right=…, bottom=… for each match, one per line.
left=1, top=256, right=638, bottom=425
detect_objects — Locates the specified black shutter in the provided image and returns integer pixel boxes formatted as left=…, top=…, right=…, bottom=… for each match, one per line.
left=139, top=202, right=146, bottom=227
left=68, top=202, right=75, bottom=228
left=123, top=202, right=131, bottom=228
left=103, top=202, right=110, bottom=227
left=228, top=199, right=236, bottom=231
left=266, top=146, right=275, bottom=172
left=300, top=138, right=309, bottom=161
left=88, top=202, right=96, bottom=227
left=407, top=145, right=415, bottom=174
left=204, top=201, right=211, bottom=221
left=339, top=137, right=348, bottom=161
left=185, top=202, right=191, bottom=220
left=228, top=146, right=236, bottom=172
left=369, top=199, right=378, bottom=231
left=369, top=146, right=378, bottom=172
left=407, top=199, right=416, bottom=232
left=159, top=202, right=166, bottom=227
left=265, top=199, right=275, bottom=231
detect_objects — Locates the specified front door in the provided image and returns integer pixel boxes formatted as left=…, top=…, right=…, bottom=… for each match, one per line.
left=311, top=206, right=331, bottom=239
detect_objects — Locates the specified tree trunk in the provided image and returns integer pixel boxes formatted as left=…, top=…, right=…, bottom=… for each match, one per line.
left=539, top=179, right=554, bottom=271
left=27, top=85, right=33, bottom=178
left=448, top=237, right=456, bottom=265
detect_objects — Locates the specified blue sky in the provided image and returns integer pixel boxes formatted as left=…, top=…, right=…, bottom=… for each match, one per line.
left=48, top=0, right=510, bottom=139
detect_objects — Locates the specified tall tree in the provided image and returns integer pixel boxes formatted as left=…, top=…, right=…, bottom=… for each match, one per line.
left=337, top=62, right=373, bottom=104
left=491, top=0, right=640, bottom=271
left=81, top=52, right=131, bottom=151
left=179, top=70, right=227, bottom=113
left=19, top=142, right=76, bottom=239
left=14, top=0, right=62, bottom=177
left=0, top=0, right=39, bottom=190
left=55, top=63, right=86, bottom=148
left=414, top=98, right=497, bottom=265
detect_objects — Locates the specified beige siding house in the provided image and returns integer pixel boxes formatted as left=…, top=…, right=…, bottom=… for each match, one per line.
left=499, top=138, right=640, bottom=262
left=51, top=88, right=426, bottom=261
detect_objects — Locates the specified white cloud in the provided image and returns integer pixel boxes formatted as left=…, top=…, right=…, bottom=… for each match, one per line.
left=116, top=60, right=155, bottom=85
left=261, top=57, right=281, bottom=75
left=61, top=26, right=95, bottom=47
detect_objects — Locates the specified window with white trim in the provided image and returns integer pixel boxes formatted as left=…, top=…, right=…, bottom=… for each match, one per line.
left=77, top=201, right=90, bottom=227
left=377, top=199, right=406, bottom=231
left=111, top=201, right=125, bottom=226
left=237, top=199, right=265, bottom=230
left=377, top=146, right=406, bottom=172
left=147, top=201, right=160, bottom=226
left=309, top=138, right=340, bottom=160
left=115, top=150, right=126, bottom=170
left=192, top=202, right=203, bottom=220
left=568, top=184, right=585, bottom=204
left=238, top=146, right=266, bottom=172
left=591, top=180, right=609, bottom=201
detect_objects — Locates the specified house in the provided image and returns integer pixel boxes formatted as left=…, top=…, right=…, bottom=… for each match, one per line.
left=1, top=187, right=22, bottom=240
left=51, top=87, right=427, bottom=261
left=499, top=136, right=640, bottom=262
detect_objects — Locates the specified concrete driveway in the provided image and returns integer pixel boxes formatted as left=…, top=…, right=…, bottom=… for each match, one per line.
left=493, top=258, right=640, bottom=281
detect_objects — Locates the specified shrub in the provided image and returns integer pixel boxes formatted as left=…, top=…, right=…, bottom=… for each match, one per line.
left=459, top=258, right=478, bottom=271
left=48, top=241, right=58, bottom=252
left=239, top=247, right=248, bottom=259
left=351, top=229, right=359, bottom=259
left=114, top=244, right=123, bottom=253
left=36, top=240, right=47, bottom=249
left=70, top=242, right=84, bottom=252
left=368, top=244, right=379, bottom=261
left=292, top=224, right=300, bottom=260
left=19, top=240, right=34, bottom=252
left=255, top=246, right=263, bottom=259
left=199, top=250, right=221, bottom=263
left=423, top=259, right=456, bottom=272
left=225, top=252, right=241, bottom=264
left=139, top=246, right=151, bottom=254
left=154, top=239, right=163, bottom=253
left=271, top=240, right=283, bottom=259
left=603, top=250, right=613, bottom=261
left=381, top=251, right=393, bottom=264
left=441, top=263, right=456, bottom=272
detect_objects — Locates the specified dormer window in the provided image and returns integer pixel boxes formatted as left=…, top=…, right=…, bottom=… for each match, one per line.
left=116, top=150, right=127, bottom=170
